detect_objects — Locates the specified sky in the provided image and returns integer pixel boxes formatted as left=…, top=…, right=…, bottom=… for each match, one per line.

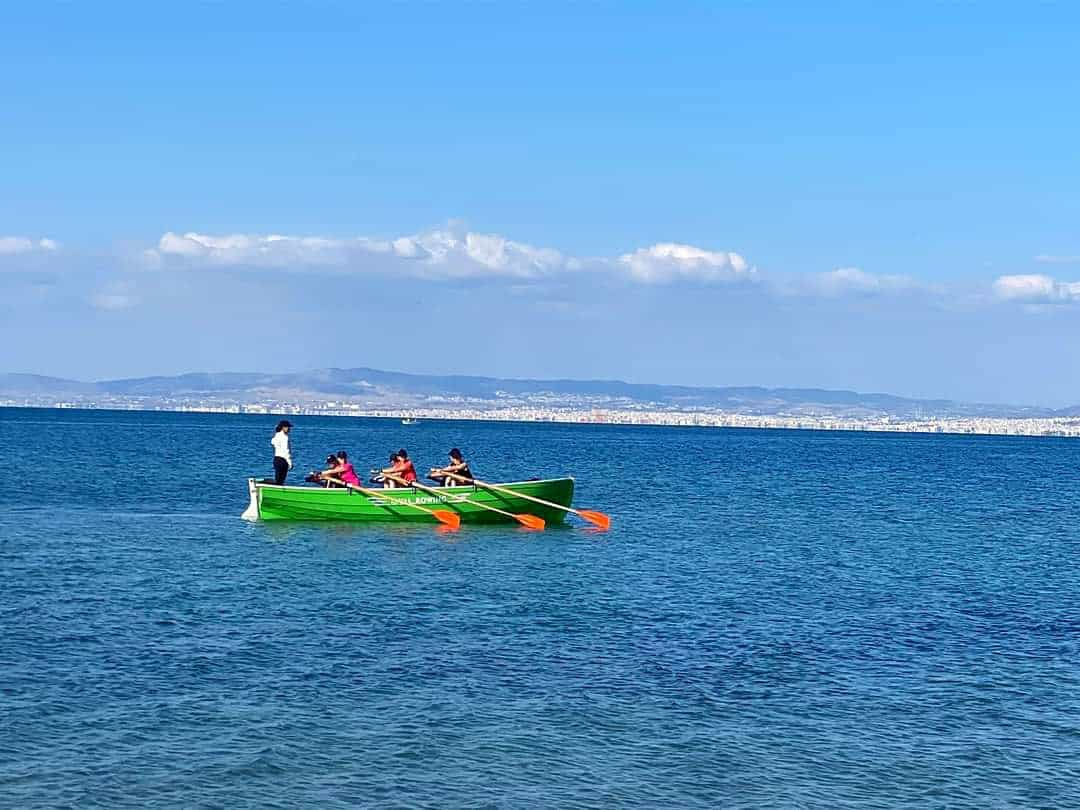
left=2, top=2, right=1080, bottom=405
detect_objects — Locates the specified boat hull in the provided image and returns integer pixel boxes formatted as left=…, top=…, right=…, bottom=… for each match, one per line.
left=243, top=477, right=574, bottom=524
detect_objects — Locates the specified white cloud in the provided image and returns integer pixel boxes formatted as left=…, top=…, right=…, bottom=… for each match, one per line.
left=0, top=236, right=59, bottom=254
left=156, top=231, right=348, bottom=264
left=390, top=236, right=425, bottom=259
left=399, top=228, right=567, bottom=278
left=617, top=243, right=755, bottom=284
left=157, top=232, right=207, bottom=257
left=993, top=274, right=1080, bottom=303
left=812, top=267, right=921, bottom=296
left=152, top=227, right=568, bottom=279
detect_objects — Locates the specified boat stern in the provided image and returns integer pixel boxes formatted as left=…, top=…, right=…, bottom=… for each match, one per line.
left=240, top=477, right=261, bottom=521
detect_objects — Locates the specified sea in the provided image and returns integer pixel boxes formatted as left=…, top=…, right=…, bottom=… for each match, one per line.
left=2, top=407, right=1079, bottom=808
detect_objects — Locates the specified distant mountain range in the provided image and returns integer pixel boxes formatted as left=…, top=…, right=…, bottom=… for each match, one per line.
left=0, top=368, right=1073, bottom=419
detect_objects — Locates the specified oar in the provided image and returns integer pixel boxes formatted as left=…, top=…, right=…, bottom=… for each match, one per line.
left=322, top=475, right=460, bottom=530
left=444, top=472, right=611, bottom=530
left=385, top=473, right=545, bottom=530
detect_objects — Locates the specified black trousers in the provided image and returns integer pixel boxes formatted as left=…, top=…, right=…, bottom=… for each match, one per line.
left=273, top=456, right=289, bottom=485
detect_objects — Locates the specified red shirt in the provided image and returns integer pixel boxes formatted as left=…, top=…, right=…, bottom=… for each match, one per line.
left=397, top=460, right=417, bottom=483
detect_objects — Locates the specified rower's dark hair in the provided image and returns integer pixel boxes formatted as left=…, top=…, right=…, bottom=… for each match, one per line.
left=275, top=419, right=292, bottom=432
left=398, top=448, right=409, bottom=460
left=449, top=448, right=463, bottom=460
left=336, top=451, right=348, bottom=461
left=326, top=454, right=338, bottom=465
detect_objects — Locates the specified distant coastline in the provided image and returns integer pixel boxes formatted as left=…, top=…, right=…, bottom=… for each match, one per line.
left=5, top=365, right=1078, bottom=437
left=5, top=401, right=1080, bottom=439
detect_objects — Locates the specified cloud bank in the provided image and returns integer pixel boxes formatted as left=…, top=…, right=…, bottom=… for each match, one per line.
left=152, top=228, right=571, bottom=280
left=151, top=227, right=756, bottom=285
left=8, top=225, right=1080, bottom=318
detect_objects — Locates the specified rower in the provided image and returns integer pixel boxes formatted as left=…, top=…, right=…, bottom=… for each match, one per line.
left=429, top=448, right=473, bottom=487
left=377, top=450, right=417, bottom=488
left=396, top=448, right=418, bottom=485
left=319, top=451, right=361, bottom=487
left=374, top=452, right=398, bottom=487
left=312, top=454, right=343, bottom=487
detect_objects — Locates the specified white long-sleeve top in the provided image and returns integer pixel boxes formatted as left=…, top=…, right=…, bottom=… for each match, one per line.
left=271, top=431, right=292, bottom=468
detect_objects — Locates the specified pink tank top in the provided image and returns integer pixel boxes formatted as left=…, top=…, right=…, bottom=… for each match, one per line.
left=340, top=463, right=361, bottom=486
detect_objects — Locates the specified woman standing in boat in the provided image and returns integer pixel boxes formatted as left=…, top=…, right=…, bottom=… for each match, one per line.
left=429, top=448, right=472, bottom=486
left=271, top=420, right=293, bottom=485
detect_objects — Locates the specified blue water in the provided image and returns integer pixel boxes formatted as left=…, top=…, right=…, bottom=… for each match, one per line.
left=2, top=408, right=1080, bottom=807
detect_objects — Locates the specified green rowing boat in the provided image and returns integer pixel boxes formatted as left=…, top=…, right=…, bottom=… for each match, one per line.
left=242, top=477, right=575, bottom=525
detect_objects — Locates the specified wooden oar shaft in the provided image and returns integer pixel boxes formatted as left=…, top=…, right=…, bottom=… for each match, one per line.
left=444, top=472, right=578, bottom=515
left=386, top=474, right=517, bottom=520
left=442, top=473, right=608, bottom=529
left=323, top=475, right=450, bottom=520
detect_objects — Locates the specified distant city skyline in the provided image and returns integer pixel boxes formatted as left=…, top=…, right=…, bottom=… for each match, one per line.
left=3, top=364, right=1075, bottom=418
left=3, top=4, right=1080, bottom=405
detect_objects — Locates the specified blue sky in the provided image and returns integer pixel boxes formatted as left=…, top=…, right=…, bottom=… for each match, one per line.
left=2, top=2, right=1080, bottom=405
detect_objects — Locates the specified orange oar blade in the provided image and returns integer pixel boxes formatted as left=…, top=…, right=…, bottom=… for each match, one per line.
left=577, top=510, right=611, bottom=530
left=433, top=510, right=461, bottom=530
left=516, top=514, right=546, bottom=530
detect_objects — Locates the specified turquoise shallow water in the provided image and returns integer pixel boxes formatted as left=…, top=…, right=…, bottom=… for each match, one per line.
left=2, top=407, right=1080, bottom=807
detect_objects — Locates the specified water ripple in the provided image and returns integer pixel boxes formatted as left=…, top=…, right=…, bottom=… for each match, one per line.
left=2, top=410, right=1080, bottom=806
